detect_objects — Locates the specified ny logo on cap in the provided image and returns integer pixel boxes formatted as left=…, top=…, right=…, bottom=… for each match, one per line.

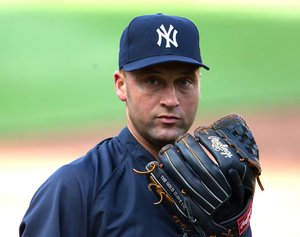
left=156, top=24, right=178, bottom=48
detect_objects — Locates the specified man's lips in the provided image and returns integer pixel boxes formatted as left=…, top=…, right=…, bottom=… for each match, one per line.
left=157, top=115, right=181, bottom=124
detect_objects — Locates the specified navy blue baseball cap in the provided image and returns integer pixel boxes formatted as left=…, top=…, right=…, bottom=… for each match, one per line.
left=119, top=13, right=209, bottom=71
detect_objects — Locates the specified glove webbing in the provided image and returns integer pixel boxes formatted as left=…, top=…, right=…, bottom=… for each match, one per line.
left=215, top=128, right=264, bottom=191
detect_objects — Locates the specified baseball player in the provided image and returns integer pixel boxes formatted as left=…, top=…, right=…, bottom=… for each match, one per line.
left=19, top=14, right=258, bottom=237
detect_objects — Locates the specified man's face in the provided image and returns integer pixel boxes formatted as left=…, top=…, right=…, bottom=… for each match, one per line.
left=115, top=62, right=201, bottom=152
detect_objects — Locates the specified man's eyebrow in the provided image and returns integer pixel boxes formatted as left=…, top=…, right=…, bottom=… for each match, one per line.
left=176, top=70, right=199, bottom=78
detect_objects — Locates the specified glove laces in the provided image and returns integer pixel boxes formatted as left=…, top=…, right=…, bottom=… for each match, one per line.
left=184, top=198, right=197, bottom=224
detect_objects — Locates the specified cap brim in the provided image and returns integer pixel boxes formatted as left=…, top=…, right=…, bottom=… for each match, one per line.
left=121, top=55, right=209, bottom=71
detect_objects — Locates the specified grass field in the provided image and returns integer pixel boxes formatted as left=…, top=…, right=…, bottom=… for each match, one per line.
left=1, top=7, right=299, bottom=138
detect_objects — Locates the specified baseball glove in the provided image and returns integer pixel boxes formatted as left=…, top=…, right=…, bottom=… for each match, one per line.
left=134, top=113, right=263, bottom=237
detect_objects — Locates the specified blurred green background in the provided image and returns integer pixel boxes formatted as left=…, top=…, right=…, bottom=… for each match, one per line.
left=0, top=1, right=299, bottom=139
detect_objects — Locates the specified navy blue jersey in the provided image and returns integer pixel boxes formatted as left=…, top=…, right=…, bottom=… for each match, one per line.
left=19, top=127, right=252, bottom=237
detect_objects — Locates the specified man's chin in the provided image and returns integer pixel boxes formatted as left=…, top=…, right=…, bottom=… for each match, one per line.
left=153, top=129, right=183, bottom=145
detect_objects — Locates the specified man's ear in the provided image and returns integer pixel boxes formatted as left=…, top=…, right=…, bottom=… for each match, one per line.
left=114, top=71, right=126, bottom=101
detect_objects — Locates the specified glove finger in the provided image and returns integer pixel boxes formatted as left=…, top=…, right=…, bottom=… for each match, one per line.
left=148, top=161, right=222, bottom=232
left=175, top=134, right=231, bottom=200
left=228, top=169, right=244, bottom=205
left=159, top=144, right=226, bottom=214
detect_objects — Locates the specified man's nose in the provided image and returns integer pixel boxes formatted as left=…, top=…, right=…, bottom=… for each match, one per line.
left=160, top=86, right=179, bottom=107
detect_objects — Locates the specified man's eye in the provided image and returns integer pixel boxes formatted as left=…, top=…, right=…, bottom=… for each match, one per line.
left=146, top=78, right=159, bottom=85
left=178, top=79, right=192, bottom=87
